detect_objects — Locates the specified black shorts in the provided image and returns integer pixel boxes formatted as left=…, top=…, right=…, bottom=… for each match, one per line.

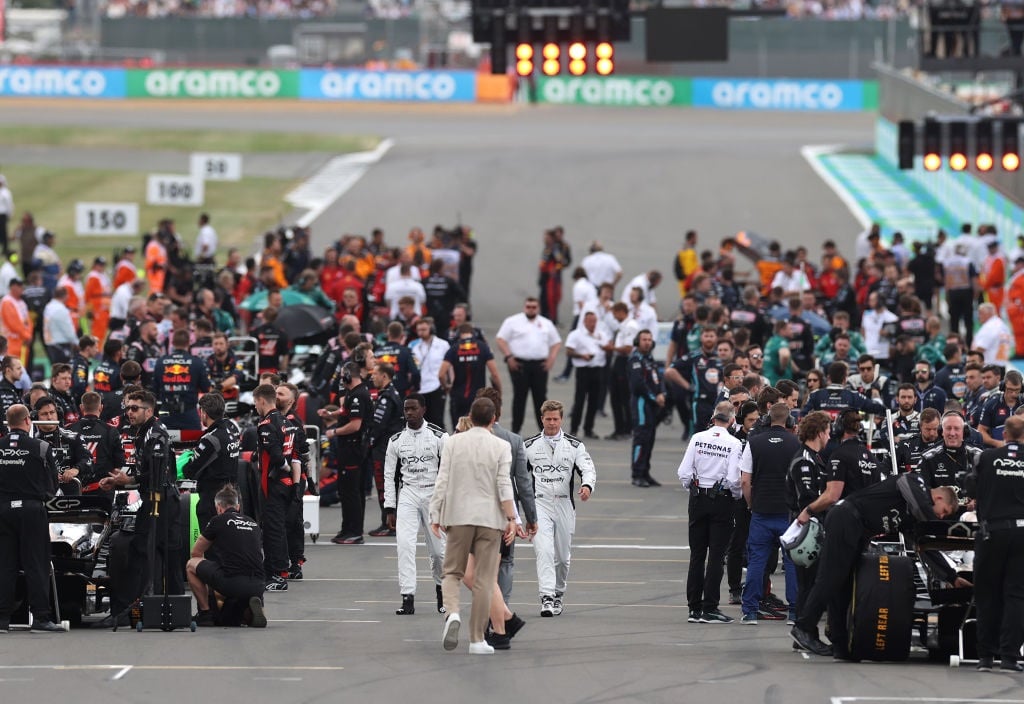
left=195, top=560, right=265, bottom=601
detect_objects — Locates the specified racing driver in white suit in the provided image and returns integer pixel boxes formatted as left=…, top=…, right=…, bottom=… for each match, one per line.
left=524, top=399, right=597, bottom=618
left=385, top=393, right=449, bottom=616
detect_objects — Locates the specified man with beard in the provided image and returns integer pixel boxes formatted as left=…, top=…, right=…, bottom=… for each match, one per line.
left=125, top=320, right=162, bottom=388
left=895, top=407, right=941, bottom=473
left=48, top=363, right=79, bottom=425
left=206, top=332, right=245, bottom=401
left=32, top=396, right=91, bottom=496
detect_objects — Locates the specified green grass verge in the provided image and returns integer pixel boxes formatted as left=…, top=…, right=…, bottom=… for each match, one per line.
left=8, top=163, right=301, bottom=264
left=0, top=125, right=380, bottom=154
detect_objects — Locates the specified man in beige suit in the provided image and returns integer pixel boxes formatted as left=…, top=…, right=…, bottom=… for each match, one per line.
left=430, top=397, right=516, bottom=655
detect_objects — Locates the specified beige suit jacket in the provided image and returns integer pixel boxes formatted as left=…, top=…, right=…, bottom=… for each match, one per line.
left=429, top=426, right=513, bottom=531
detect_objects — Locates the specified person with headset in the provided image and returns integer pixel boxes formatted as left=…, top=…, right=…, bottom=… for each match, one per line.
left=846, top=354, right=892, bottom=409
left=153, top=328, right=211, bottom=431
left=818, top=410, right=884, bottom=511
left=48, top=363, right=79, bottom=425
left=913, top=359, right=948, bottom=413
left=275, top=383, right=310, bottom=579
left=125, top=319, right=163, bottom=389
left=439, top=323, right=501, bottom=431
left=627, top=329, right=666, bottom=488
left=666, top=326, right=722, bottom=434
left=68, top=391, right=123, bottom=495
left=934, top=342, right=968, bottom=403
left=101, top=361, right=141, bottom=424
left=323, top=362, right=373, bottom=545
left=918, top=411, right=982, bottom=492
left=894, top=407, right=942, bottom=473
left=92, top=338, right=124, bottom=395
left=32, top=395, right=92, bottom=496
left=0, top=404, right=65, bottom=633
left=374, top=321, right=421, bottom=398
left=978, top=369, right=1024, bottom=448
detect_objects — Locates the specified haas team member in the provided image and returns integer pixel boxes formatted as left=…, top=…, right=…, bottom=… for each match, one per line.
left=0, top=404, right=64, bottom=633
left=790, top=474, right=959, bottom=657
left=276, top=383, right=310, bottom=580
left=0, top=355, right=22, bottom=425
left=677, top=401, right=743, bottom=625
left=33, top=396, right=92, bottom=496
left=99, top=390, right=184, bottom=625
left=186, top=484, right=267, bottom=629
left=628, top=329, right=666, bottom=487
left=325, top=363, right=372, bottom=545
left=207, top=332, right=245, bottom=400
left=251, top=306, right=290, bottom=377
left=383, top=394, right=448, bottom=616
left=181, top=393, right=240, bottom=532
left=48, top=363, right=79, bottom=425
left=969, top=415, right=1024, bottom=672
left=367, top=364, right=405, bottom=538
left=253, top=384, right=296, bottom=592
left=524, top=399, right=596, bottom=618
left=154, top=329, right=210, bottom=431
left=68, top=391, right=124, bottom=495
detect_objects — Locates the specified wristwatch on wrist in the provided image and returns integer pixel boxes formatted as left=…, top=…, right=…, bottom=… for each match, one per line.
left=504, top=354, right=513, bottom=362
left=506, top=516, right=515, bottom=521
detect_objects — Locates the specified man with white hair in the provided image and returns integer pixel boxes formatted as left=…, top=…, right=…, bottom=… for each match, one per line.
left=973, top=303, right=1012, bottom=366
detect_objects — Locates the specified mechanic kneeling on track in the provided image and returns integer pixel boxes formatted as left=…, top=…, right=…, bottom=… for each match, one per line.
left=186, top=484, right=267, bottom=628
left=789, top=474, right=960, bottom=658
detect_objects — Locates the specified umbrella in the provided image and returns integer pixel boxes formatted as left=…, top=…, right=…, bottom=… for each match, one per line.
left=274, top=304, right=337, bottom=342
left=240, top=288, right=317, bottom=311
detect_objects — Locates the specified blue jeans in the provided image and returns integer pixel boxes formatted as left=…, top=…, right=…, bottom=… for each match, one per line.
left=742, top=512, right=797, bottom=616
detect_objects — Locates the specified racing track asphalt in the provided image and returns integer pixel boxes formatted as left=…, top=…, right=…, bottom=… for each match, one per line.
left=0, top=101, right=1015, bottom=703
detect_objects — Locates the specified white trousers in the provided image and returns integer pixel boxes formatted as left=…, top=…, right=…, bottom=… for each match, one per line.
left=397, top=483, right=445, bottom=595
left=535, top=498, right=575, bottom=597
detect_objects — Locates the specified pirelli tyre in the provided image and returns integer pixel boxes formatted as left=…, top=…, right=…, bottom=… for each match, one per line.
left=847, top=552, right=915, bottom=662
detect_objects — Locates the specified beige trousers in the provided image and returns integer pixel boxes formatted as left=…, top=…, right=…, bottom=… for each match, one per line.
left=441, top=524, right=502, bottom=643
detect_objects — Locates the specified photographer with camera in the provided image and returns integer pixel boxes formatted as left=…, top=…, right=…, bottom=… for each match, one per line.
left=677, top=400, right=743, bottom=625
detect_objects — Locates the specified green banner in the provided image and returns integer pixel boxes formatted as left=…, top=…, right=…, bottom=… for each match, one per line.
left=126, top=69, right=299, bottom=99
left=537, top=76, right=691, bottom=107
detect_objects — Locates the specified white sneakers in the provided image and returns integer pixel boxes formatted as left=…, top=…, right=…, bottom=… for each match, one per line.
left=442, top=612, right=494, bottom=654
left=442, top=613, right=461, bottom=651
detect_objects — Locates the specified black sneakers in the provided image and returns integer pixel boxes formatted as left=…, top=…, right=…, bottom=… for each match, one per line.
left=485, top=631, right=511, bottom=650
left=1001, top=660, right=1024, bottom=672
left=699, top=609, right=734, bottom=624
left=266, top=575, right=289, bottom=592
left=790, top=626, right=833, bottom=656
left=976, top=657, right=994, bottom=672
left=505, top=613, right=525, bottom=639
left=368, top=525, right=396, bottom=537
left=194, top=610, right=216, bottom=628
left=287, top=564, right=304, bottom=580
left=330, top=534, right=364, bottom=545
left=687, top=609, right=702, bottom=623
left=246, top=597, right=267, bottom=628
left=396, top=594, right=415, bottom=616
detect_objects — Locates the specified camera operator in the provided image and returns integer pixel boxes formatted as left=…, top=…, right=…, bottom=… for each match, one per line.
left=186, top=484, right=267, bottom=628
left=32, top=396, right=92, bottom=496
left=98, top=390, right=184, bottom=626
left=0, top=404, right=64, bottom=633
left=154, top=329, right=211, bottom=431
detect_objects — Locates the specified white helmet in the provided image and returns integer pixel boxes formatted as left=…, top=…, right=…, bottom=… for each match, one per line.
left=781, top=518, right=823, bottom=568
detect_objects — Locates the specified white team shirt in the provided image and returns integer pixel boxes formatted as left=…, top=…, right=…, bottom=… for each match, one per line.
left=572, top=278, right=598, bottom=315
left=410, top=335, right=450, bottom=394
left=613, top=317, right=640, bottom=354
left=580, top=250, right=622, bottom=288
left=620, top=273, right=656, bottom=306
left=861, top=308, right=898, bottom=359
left=564, top=327, right=609, bottom=368
left=496, top=312, right=561, bottom=360
left=194, top=223, right=218, bottom=259
left=973, top=316, right=1012, bottom=365
left=629, top=301, right=658, bottom=335
left=677, top=425, right=743, bottom=496
left=386, top=276, right=427, bottom=318
left=110, top=281, right=135, bottom=319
